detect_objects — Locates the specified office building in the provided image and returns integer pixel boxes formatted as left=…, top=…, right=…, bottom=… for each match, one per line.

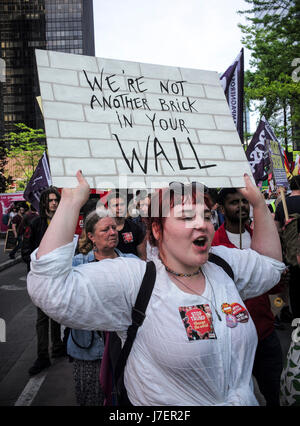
left=0, top=48, right=5, bottom=140
left=0, top=0, right=95, bottom=136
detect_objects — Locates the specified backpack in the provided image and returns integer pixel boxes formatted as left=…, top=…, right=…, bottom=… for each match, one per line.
left=280, top=213, right=300, bottom=267
left=109, top=254, right=234, bottom=406
left=280, top=319, right=300, bottom=406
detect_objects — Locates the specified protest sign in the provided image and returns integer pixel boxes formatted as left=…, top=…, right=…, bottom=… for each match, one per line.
left=35, top=50, right=253, bottom=190
left=0, top=193, right=25, bottom=233
left=268, top=139, right=289, bottom=189
left=246, top=116, right=275, bottom=185
left=4, top=230, right=16, bottom=252
left=23, top=152, right=52, bottom=212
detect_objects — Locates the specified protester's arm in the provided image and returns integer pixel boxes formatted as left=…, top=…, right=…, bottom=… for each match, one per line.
left=37, top=170, right=89, bottom=259
left=238, top=174, right=282, bottom=261
left=28, top=250, right=146, bottom=331
left=11, top=222, right=17, bottom=238
left=211, top=245, right=285, bottom=300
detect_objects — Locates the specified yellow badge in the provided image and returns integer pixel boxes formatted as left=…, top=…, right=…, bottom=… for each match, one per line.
left=274, top=297, right=284, bottom=308
left=221, top=303, right=232, bottom=315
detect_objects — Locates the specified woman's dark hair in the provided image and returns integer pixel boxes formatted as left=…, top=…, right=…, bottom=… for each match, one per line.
left=39, top=187, right=61, bottom=218
left=217, top=188, right=238, bottom=206
left=106, top=189, right=127, bottom=206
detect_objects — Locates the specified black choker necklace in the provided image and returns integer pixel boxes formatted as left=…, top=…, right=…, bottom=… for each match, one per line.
left=163, top=263, right=202, bottom=278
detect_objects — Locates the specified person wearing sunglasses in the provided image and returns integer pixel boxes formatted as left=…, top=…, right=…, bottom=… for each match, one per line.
left=27, top=171, right=285, bottom=406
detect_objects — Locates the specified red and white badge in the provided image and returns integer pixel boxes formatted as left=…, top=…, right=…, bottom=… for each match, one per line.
left=221, top=302, right=249, bottom=327
left=179, top=304, right=217, bottom=341
left=122, top=232, right=134, bottom=243
left=231, top=303, right=249, bottom=323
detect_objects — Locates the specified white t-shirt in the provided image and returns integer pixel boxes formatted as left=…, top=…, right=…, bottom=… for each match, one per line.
left=27, top=243, right=285, bottom=406
left=226, top=229, right=252, bottom=249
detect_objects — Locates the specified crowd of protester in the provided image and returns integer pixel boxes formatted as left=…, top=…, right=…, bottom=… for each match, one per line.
left=3, top=174, right=300, bottom=406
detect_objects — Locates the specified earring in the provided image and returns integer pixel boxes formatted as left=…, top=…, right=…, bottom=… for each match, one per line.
left=93, top=242, right=98, bottom=252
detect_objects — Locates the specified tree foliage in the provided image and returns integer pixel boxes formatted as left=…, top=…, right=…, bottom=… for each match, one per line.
left=4, top=123, right=46, bottom=190
left=238, top=0, right=300, bottom=150
left=0, top=145, right=13, bottom=193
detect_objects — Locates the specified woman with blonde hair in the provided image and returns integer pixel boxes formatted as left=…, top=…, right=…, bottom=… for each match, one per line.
left=67, top=207, right=136, bottom=406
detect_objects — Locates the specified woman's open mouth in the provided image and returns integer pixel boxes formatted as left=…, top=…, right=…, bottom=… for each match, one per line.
left=193, top=236, right=208, bottom=250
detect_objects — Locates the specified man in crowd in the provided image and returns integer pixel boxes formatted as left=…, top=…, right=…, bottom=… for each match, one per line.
left=21, top=205, right=39, bottom=247
left=212, top=188, right=283, bottom=406
left=129, top=190, right=151, bottom=234
left=275, top=175, right=300, bottom=320
left=107, top=190, right=146, bottom=259
left=22, top=187, right=66, bottom=375
left=9, top=205, right=25, bottom=259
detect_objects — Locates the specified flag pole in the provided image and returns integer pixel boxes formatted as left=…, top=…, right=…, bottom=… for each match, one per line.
left=239, top=199, right=242, bottom=249
left=36, top=96, right=44, bottom=116
left=279, top=187, right=289, bottom=222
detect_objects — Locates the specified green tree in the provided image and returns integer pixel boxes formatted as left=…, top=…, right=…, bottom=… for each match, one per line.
left=0, top=144, right=13, bottom=193
left=4, top=123, right=46, bottom=190
left=238, top=0, right=300, bottom=151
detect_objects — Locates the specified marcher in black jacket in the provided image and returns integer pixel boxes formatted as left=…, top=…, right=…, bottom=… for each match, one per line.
left=22, top=187, right=67, bottom=376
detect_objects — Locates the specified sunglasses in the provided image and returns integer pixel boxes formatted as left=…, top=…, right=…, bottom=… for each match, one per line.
left=169, top=181, right=209, bottom=194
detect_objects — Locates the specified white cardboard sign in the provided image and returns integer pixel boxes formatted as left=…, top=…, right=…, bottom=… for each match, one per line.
left=35, top=50, right=252, bottom=189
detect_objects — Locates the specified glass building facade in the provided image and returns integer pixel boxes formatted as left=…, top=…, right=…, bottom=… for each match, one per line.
left=0, top=48, right=5, bottom=140
left=45, top=0, right=94, bottom=55
left=0, top=0, right=95, bottom=136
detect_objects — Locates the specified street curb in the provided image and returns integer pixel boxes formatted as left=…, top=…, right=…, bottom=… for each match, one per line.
left=0, top=256, right=22, bottom=273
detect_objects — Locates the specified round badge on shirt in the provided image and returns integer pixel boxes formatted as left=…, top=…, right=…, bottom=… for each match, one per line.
left=231, top=303, right=249, bottom=323
left=226, top=314, right=238, bottom=328
left=221, top=302, right=249, bottom=327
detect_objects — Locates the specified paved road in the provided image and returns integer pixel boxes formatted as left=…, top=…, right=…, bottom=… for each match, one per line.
left=0, top=250, right=294, bottom=406
left=0, top=260, right=77, bottom=406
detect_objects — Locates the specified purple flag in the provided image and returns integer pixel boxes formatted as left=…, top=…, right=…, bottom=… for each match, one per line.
left=220, top=49, right=244, bottom=143
left=246, top=116, right=274, bottom=184
left=23, top=152, right=52, bottom=212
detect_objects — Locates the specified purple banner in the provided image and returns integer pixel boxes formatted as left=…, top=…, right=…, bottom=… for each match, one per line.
left=220, top=49, right=244, bottom=143
left=23, top=152, right=52, bottom=212
left=246, top=116, right=274, bottom=184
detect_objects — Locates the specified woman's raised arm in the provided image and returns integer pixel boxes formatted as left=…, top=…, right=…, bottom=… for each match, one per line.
left=37, top=170, right=90, bottom=259
left=238, top=174, right=282, bottom=262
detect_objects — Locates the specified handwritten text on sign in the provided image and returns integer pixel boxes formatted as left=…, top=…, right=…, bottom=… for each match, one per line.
left=83, top=70, right=216, bottom=174
left=36, top=50, right=252, bottom=188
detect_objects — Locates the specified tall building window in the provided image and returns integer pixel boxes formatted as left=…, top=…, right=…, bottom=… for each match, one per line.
left=0, top=0, right=94, bottom=135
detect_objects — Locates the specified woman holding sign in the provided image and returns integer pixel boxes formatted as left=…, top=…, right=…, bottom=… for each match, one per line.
left=27, top=171, right=285, bottom=406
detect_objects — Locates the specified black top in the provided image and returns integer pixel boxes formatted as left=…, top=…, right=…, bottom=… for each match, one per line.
left=275, top=196, right=300, bottom=227
left=11, top=214, right=23, bottom=235
left=21, top=216, right=49, bottom=266
left=117, top=219, right=145, bottom=256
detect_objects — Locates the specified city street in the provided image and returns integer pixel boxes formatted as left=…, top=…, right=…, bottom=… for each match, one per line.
left=0, top=245, right=76, bottom=406
left=0, top=240, right=294, bottom=407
